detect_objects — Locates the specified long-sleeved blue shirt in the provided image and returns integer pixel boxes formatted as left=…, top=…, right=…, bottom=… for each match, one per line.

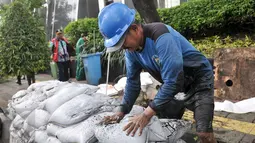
left=120, top=23, right=213, bottom=114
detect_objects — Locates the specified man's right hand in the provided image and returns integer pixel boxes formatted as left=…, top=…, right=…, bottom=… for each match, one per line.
left=102, top=112, right=125, bottom=125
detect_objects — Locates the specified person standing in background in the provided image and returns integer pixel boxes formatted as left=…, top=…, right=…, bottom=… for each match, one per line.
left=75, top=33, right=87, bottom=81
left=49, top=29, right=70, bottom=82
left=26, top=72, right=35, bottom=86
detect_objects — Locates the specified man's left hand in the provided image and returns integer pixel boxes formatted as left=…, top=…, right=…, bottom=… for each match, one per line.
left=123, top=106, right=156, bottom=137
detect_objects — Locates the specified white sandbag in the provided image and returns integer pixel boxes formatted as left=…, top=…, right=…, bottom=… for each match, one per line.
left=214, top=97, right=255, bottom=113
left=26, top=109, right=50, bottom=128
left=44, top=85, right=67, bottom=98
left=12, top=90, right=48, bottom=118
left=95, top=116, right=148, bottom=143
left=95, top=105, right=191, bottom=143
left=46, top=123, right=63, bottom=136
left=29, top=90, right=49, bottom=103
left=94, top=106, right=146, bottom=143
left=22, top=121, right=35, bottom=137
left=128, top=105, right=145, bottom=115
left=19, top=111, right=32, bottom=120
left=44, top=88, right=57, bottom=98
left=41, top=81, right=64, bottom=93
left=114, top=77, right=127, bottom=91
left=95, top=117, right=190, bottom=143
left=43, top=82, right=75, bottom=98
left=140, top=72, right=153, bottom=92
left=33, top=130, right=49, bottom=143
left=140, top=72, right=153, bottom=85
left=96, top=84, right=119, bottom=96
left=27, top=80, right=59, bottom=92
left=82, top=84, right=100, bottom=95
left=11, top=90, right=46, bottom=108
left=47, top=137, right=62, bottom=143
left=10, top=122, right=31, bottom=143
left=11, top=93, right=31, bottom=106
left=113, top=72, right=153, bottom=93
left=45, top=83, right=97, bottom=114
left=92, top=93, right=121, bottom=105
left=10, top=131, right=26, bottom=143
left=49, top=94, right=105, bottom=126
left=12, top=114, right=24, bottom=130
left=6, top=105, right=16, bottom=120
left=13, top=100, right=39, bottom=118
left=148, top=118, right=191, bottom=142
left=56, top=112, right=113, bottom=143
left=12, top=90, right=28, bottom=99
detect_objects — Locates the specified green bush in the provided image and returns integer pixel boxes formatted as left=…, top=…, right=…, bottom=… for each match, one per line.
left=0, top=1, right=50, bottom=77
left=191, top=35, right=255, bottom=57
left=64, top=18, right=125, bottom=68
left=64, top=0, right=255, bottom=68
left=64, top=18, right=98, bottom=45
left=157, top=0, right=255, bottom=38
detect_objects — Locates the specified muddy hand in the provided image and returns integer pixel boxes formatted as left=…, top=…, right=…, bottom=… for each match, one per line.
left=123, top=113, right=151, bottom=137
left=102, top=112, right=124, bottom=125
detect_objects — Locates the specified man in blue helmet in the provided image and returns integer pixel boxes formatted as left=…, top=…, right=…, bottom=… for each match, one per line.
left=99, top=3, right=217, bottom=143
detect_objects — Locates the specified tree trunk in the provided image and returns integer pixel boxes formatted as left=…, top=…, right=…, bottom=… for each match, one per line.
left=132, top=0, right=161, bottom=23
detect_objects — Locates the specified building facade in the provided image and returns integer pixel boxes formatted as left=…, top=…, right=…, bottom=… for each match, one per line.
left=0, top=0, right=12, bottom=5
left=44, top=0, right=187, bottom=40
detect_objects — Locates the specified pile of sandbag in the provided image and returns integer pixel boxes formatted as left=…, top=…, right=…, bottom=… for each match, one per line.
left=96, top=72, right=159, bottom=97
left=7, top=80, right=191, bottom=143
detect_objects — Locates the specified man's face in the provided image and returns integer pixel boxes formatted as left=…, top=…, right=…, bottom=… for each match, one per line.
left=122, top=25, right=142, bottom=52
left=83, top=36, right=87, bottom=41
left=56, top=33, right=63, bottom=39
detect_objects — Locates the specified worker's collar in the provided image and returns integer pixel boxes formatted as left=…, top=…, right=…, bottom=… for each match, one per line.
left=136, top=24, right=146, bottom=53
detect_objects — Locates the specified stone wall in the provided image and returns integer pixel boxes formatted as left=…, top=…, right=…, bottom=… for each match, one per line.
left=214, top=48, right=255, bottom=101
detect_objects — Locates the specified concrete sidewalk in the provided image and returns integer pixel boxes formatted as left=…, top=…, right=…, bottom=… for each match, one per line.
left=0, top=74, right=254, bottom=143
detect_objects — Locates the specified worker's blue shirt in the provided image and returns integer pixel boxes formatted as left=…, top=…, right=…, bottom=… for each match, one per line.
left=121, top=23, right=213, bottom=114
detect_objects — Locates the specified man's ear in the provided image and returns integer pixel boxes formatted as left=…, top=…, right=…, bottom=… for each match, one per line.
left=130, top=24, right=138, bottom=31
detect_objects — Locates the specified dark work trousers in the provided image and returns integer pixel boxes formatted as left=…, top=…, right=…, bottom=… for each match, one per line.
left=16, top=75, right=21, bottom=85
left=57, top=61, right=69, bottom=82
left=156, top=67, right=215, bottom=133
left=27, top=72, right=35, bottom=86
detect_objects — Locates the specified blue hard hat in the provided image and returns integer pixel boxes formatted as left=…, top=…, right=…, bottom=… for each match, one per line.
left=98, top=3, right=136, bottom=52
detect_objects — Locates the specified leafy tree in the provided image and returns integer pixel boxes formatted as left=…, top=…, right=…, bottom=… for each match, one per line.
left=0, top=0, right=50, bottom=77
left=22, top=0, right=46, bottom=11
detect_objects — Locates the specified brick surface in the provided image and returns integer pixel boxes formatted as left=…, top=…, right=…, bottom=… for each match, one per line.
left=227, top=112, right=255, bottom=123
left=214, top=111, right=230, bottom=118
left=214, top=127, right=245, bottom=143
left=240, top=134, right=255, bottom=143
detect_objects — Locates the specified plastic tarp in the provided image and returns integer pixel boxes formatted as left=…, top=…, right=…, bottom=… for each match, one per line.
left=214, top=97, right=255, bottom=113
